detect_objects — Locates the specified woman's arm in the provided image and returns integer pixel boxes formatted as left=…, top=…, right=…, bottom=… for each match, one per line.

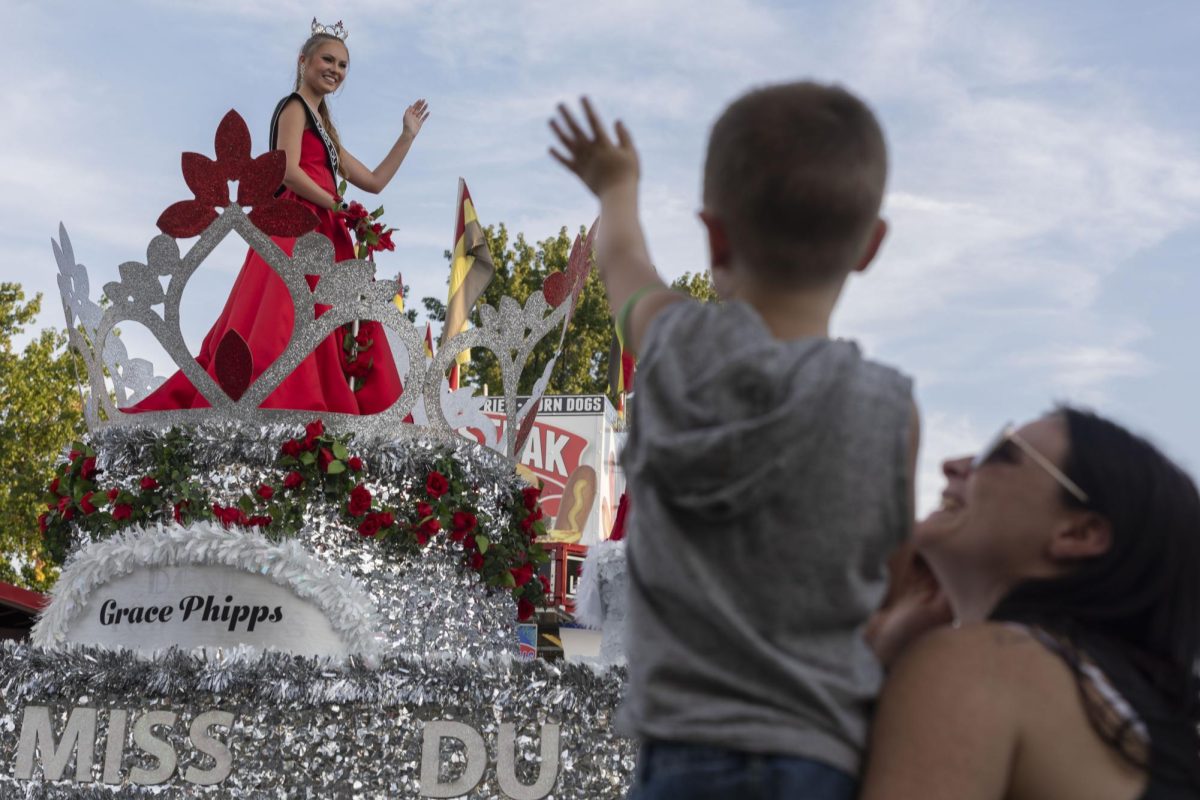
left=860, top=626, right=1020, bottom=800
left=276, top=100, right=340, bottom=209
left=341, top=99, right=430, bottom=194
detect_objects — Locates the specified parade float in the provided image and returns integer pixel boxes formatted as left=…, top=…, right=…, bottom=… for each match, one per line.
left=0, top=111, right=633, bottom=798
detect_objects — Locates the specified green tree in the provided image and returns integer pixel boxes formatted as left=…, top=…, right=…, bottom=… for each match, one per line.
left=0, top=284, right=87, bottom=589
left=427, top=224, right=614, bottom=399
left=426, top=226, right=718, bottom=403
left=670, top=270, right=718, bottom=302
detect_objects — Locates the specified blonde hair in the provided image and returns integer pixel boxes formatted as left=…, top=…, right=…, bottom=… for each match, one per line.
left=295, top=33, right=348, bottom=178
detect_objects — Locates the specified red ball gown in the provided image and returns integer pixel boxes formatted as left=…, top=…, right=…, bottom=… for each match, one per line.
left=124, top=99, right=403, bottom=415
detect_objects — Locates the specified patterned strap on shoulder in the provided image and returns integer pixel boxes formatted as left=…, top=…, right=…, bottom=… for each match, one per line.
left=1013, top=623, right=1149, bottom=742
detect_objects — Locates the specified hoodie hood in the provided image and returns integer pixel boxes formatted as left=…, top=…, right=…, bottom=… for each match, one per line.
left=624, top=301, right=861, bottom=519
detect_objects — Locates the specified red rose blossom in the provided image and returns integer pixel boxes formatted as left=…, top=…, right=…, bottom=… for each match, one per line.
left=426, top=471, right=450, bottom=499
left=281, top=439, right=302, bottom=458
left=520, top=508, right=544, bottom=533
left=468, top=551, right=485, bottom=570
left=249, top=515, right=272, bottom=528
left=378, top=229, right=395, bottom=252
left=358, top=515, right=382, bottom=537
left=375, top=511, right=395, bottom=528
left=452, top=511, right=478, bottom=534
left=522, top=486, right=541, bottom=511
left=214, top=505, right=248, bottom=528
left=257, top=484, right=275, bottom=500
left=464, top=534, right=477, bottom=551
left=80, top=492, right=97, bottom=515
left=345, top=358, right=370, bottom=379
left=347, top=456, right=364, bottom=472
left=49, top=478, right=60, bottom=495
left=348, top=484, right=372, bottom=516
left=112, top=504, right=133, bottom=521
left=517, top=597, right=535, bottom=621
left=57, top=496, right=70, bottom=514
left=318, top=446, right=335, bottom=472
left=62, top=508, right=75, bottom=521
left=68, top=449, right=81, bottom=462
left=421, top=518, right=442, bottom=535
left=305, top=420, right=325, bottom=440
left=510, top=563, right=535, bottom=587
left=140, top=476, right=159, bottom=491
left=283, top=471, right=304, bottom=490
left=416, top=501, right=433, bottom=519
left=107, top=488, right=120, bottom=502
left=342, top=201, right=369, bottom=226
left=173, top=502, right=188, bottom=523
left=80, top=457, right=98, bottom=481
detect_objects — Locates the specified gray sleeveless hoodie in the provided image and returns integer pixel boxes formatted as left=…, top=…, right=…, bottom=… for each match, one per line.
left=616, top=299, right=912, bottom=775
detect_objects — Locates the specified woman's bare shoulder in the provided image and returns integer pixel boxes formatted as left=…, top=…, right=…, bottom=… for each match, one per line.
left=895, top=622, right=1047, bottom=676
left=277, top=97, right=306, bottom=123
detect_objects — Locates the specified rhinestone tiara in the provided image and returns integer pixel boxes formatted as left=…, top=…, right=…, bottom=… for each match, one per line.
left=311, top=18, right=349, bottom=41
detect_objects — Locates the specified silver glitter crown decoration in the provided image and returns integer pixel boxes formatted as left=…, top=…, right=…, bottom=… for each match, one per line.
left=311, top=17, right=349, bottom=40
left=53, top=110, right=595, bottom=459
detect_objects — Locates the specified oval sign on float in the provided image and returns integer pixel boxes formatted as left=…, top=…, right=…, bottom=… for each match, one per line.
left=65, top=563, right=346, bottom=656
left=32, top=522, right=379, bottom=658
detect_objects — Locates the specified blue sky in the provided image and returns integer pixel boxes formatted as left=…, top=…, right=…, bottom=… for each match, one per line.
left=3, top=0, right=1198, bottom=513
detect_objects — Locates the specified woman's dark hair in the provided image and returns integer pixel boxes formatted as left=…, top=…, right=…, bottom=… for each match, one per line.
left=991, top=406, right=1200, bottom=788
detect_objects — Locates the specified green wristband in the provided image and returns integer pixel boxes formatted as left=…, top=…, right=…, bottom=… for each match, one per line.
left=616, top=285, right=660, bottom=349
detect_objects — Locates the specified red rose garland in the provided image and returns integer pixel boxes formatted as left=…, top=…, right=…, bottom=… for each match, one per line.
left=39, top=422, right=551, bottom=619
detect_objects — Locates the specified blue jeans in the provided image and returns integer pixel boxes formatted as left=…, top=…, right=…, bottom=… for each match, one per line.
left=627, top=741, right=857, bottom=800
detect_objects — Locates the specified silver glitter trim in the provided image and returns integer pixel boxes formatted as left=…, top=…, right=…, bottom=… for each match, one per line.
left=0, top=641, right=635, bottom=798
left=572, top=541, right=628, bottom=666
left=54, top=223, right=166, bottom=408
left=52, top=199, right=584, bottom=459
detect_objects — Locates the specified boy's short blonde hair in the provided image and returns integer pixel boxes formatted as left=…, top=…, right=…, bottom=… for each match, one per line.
left=703, top=81, right=888, bottom=288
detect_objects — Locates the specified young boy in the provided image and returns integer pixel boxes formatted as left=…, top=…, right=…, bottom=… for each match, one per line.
left=550, top=83, right=918, bottom=799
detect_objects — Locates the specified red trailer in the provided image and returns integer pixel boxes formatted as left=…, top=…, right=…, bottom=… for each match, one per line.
left=0, top=582, right=46, bottom=641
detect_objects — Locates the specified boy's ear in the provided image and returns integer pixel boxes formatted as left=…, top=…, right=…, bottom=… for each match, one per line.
left=698, top=209, right=732, bottom=270
left=1047, top=512, right=1112, bottom=562
left=853, top=218, right=888, bottom=273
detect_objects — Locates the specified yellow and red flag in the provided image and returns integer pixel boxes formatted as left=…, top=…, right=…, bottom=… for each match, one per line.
left=393, top=271, right=405, bottom=313
left=608, top=327, right=637, bottom=419
left=608, top=329, right=637, bottom=395
left=423, top=322, right=435, bottom=360
left=441, top=178, right=496, bottom=374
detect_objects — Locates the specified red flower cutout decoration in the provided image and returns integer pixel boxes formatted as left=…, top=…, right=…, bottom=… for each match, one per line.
left=541, top=223, right=596, bottom=310
left=214, top=329, right=253, bottom=401
left=542, top=271, right=569, bottom=308
left=512, top=398, right=542, bottom=461
left=157, top=110, right=320, bottom=239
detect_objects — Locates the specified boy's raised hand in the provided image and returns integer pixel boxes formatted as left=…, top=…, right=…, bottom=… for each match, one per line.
left=549, top=97, right=639, bottom=197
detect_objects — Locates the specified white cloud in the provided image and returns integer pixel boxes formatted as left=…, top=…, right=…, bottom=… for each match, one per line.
left=1008, top=342, right=1155, bottom=400
left=4, top=0, right=1198, bottom=476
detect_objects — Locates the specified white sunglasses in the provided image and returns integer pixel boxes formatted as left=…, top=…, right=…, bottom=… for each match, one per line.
left=972, top=422, right=1090, bottom=504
